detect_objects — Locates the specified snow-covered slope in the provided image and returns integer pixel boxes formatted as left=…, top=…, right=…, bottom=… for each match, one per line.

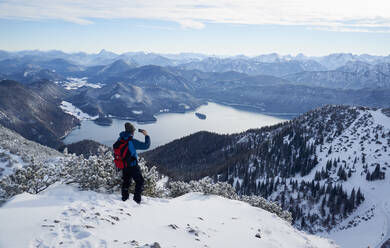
left=302, top=109, right=390, bottom=248
left=0, top=124, right=62, bottom=178
left=143, top=105, right=390, bottom=248
left=0, top=184, right=337, bottom=248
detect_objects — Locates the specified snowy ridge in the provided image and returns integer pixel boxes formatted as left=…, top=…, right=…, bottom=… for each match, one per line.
left=303, top=109, right=390, bottom=248
left=0, top=184, right=337, bottom=248
left=260, top=107, right=390, bottom=247
left=257, top=107, right=390, bottom=247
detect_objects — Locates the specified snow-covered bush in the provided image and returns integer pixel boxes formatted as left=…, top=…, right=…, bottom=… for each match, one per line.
left=168, top=180, right=192, bottom=197
left=167, top=177, right=292, bottom=223
left=0, top=160, right=60, bottom=200
left=63, top=147, right=163, bottom=197
left=240, top=195, right=293, bottom=224
left=168, top=177, right=238, bottom=200
left=0, top=146, right=163, bottom=202
left=138, top=158, right=164, bottom=197
left=63, top=146, right=121, bottom=192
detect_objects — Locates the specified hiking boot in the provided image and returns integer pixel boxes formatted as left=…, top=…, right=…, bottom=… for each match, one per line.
left=122, top=189, right=129, bottom=201
left=133, top=194, right=141, bottom=204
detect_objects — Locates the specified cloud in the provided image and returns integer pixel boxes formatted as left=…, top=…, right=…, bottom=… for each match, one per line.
left=0, top=0, right=390, bottom=32
left=178, top=20, right=205, bottom=29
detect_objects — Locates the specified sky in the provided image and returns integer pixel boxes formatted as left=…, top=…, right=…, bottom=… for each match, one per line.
left=0, top=0, right=390, bottom=56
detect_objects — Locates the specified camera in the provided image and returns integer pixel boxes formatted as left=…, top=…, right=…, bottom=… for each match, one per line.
left=138, top=129, right=145, bottom=133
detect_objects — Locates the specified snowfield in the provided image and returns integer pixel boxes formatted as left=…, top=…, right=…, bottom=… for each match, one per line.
left=0, top=184, right=337, bottom=248
left=60, top=101, right=98, bottom=121
left=60, top=77, right=104, bottom=90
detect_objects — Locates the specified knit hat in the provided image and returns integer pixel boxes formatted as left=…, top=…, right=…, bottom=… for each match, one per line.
left=125, top=122, right=135, bottom=133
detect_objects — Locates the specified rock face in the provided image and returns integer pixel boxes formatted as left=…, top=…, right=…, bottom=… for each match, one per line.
left=0, top=80, right=79, bottom=148
left=382, top=239, right=390, bottom=248
left=195, top=113, right=206, bottom=120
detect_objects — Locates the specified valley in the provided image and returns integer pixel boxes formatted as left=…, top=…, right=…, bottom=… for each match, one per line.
left=0, top=50, right=390, bottom=247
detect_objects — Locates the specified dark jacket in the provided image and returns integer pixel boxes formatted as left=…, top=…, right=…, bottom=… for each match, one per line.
left=118, top=131, right=151, bottom=166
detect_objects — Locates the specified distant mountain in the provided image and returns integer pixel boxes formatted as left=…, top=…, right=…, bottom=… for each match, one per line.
left=178, top=57, right=327, bottom=76
left=0, top=57, right=83, bottom=82
left=9, top=68, right=65, bottom=84
left=161, top=52, right=208, bottom=63
left=194, top=81, right=390, bottom=113
left=36, top=58, right=84, bottom=75
left=67, top=81, right=204, bottom=122
left=97, top=59, right=137, bottom=76
left=143, top=105, right=390, bottom=247
left=283, top=69, right=390, bottom=89
left=0, top=50, right=389, bottom=121
left=118, top=52, right=174, bottom=66
left=336, top=61, right=390, bottom=76
left=0, top=80, right=79, bottom=147
left=312, top=53, right=390, bottom=70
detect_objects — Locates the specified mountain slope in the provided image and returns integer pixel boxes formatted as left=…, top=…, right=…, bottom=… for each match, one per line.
left=178, top=57, right=327, bottom=76
left=283, top=69, right=390, bottom=89
left=0, top=123, right=62, bottom=178
left=0, top=184, right=337, bottom=248
left=68, top=81, right=204, bottom=122
left=143, top=105, right=390, bottom=247
left=0, top=80, right=79, bottom=147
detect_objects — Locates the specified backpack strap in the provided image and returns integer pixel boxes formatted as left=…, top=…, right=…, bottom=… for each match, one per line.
left=119, top=139, right=129, bottom=160
left=122, top=137, right=138, bottom=167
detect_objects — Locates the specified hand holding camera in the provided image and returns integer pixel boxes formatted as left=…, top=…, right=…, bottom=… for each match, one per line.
left=138, top=129, right=148, bottom=136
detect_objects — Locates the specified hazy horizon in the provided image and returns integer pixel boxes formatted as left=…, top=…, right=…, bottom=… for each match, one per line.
left=1, top=0, right=390, bottom=56
left=2, top=48, right=390, bottom=58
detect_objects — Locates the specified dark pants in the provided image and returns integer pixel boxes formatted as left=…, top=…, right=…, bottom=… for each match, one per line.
left=122, top=165, right=144, bottom=202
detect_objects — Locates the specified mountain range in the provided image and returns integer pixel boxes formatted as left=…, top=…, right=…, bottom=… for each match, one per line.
left=1, top=50, right=390, bottom=149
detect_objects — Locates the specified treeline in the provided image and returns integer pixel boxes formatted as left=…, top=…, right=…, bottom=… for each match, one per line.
left=231, top=177, right=364, bottom=233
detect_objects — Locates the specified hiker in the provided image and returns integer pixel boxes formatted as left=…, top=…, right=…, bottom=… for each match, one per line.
left=117, top=122, right=151, bottom=203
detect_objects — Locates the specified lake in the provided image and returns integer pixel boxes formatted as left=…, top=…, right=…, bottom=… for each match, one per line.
left=63, top=102, right=288, bottom=149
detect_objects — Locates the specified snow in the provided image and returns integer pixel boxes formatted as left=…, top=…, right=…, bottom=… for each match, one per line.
left=0, top=147, right=27, bottom=178
left=285, top=108, right=390, bottom=248
left=132, top=110, right=143, bottom=115
left=0, top=110, right=6, bottom=119
left=237, top=135, right=249, bottom=144
left=62, top=77, right=104, bottom=90
left=0, top=184, right=337, bottom=248
left=60, top=101, right=98, bottom=120
left=370, top=109, right=390, bottom=130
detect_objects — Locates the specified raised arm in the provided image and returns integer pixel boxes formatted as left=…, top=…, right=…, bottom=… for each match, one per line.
left=132, top=135, right=151, bottom=150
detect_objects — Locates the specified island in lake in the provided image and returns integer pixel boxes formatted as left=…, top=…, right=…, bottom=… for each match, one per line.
left=93, top=117, right=113, bottom=126
left=195, top=113, right=207, bottom=120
